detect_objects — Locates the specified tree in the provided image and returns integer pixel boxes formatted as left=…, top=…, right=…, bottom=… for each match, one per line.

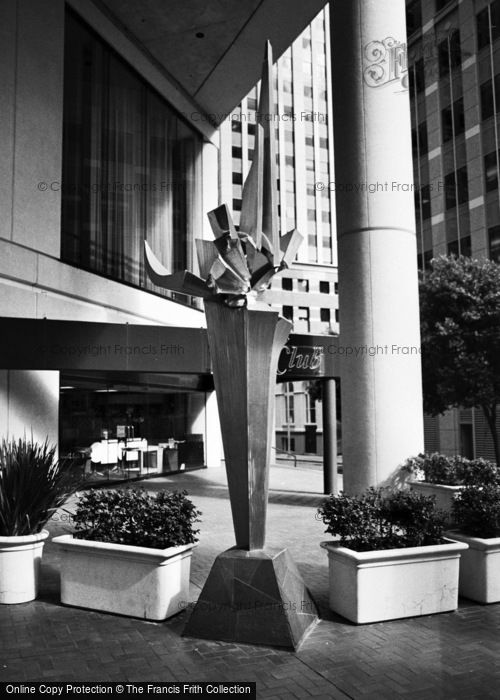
left=419, top=255, right=500, bottom=465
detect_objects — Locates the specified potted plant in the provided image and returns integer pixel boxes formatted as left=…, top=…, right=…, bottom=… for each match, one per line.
left=0, top=436, right=84, bottom=604
left=53, top=488, right=201, bottom=621
left=318, top=488, right=468, bottom=624
left=403, top=453, right=499, bottom=520
left=446, top=484, right=500, bottom=603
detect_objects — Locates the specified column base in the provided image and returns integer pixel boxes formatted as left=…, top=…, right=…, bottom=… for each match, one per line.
left=183, top=547, right=318, bottom=649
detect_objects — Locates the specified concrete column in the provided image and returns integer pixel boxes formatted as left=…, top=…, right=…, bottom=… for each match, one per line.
left=0, top=370, right=60, bottom=453
left=203, top=390, right=223, bottom=468
left=329, top=0, right=424, bottom=493
left=322, top=378, right=338, bottom=495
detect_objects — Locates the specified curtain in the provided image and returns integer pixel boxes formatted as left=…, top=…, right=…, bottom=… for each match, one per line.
left=61, top=10, right=201, bottom=298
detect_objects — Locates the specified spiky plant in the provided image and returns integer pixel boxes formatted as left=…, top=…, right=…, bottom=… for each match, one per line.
left=0, top=436, right=85, bottom=536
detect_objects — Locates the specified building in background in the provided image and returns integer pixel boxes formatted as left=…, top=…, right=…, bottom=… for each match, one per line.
left=220, top=6, right=339, bottom=459
left=407, top=0, right=500, bottom=460
left=0, top=0, right=327, bottom=478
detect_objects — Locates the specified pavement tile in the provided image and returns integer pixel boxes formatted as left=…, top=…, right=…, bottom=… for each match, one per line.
left=2, top=465, right=500, bottom=698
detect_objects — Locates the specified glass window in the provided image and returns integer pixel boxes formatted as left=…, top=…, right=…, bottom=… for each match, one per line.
left=59, top=375, right=207, bottom=480
left=477, top=1, right=500, bottom=50
left=441, top=98, right=465, bottom=141
left=438, top=30, right=461, bottom=77
left=297, top=279, right=309, bottom=293
left=282, top=305, right=293, bottom=321
left=480, top=75, right=500, bottom=120
left=320, top=281, right=330, bottom=294
left=296, top=307, right=310, bottom=333
left=281, top=278, right=293, bottom=291
left=406, top=0, right=422, bottom=35
left=284, top=382, right=295, bottom=424
left=489, top=225, right=500, bottom=262
left=61, top=11, right=201, bottom=297
left=306, top=392, right=316, bottom=424
left=409, top=58, right=425, bottom=95
left=484, top=150, right=500, bottom=191
left=436, top=0, right=452, bottom=12
left=444, top=167, right=469, bottom=209
left=416, top=184, right=432, bottom=220
left=447, top=236, right=471, bottom=256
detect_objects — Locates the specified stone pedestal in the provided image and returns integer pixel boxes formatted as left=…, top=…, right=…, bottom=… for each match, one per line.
left=183, top=547, right=318, bottom=649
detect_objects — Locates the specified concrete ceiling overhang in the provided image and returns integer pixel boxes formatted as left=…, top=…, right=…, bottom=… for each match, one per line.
left=93, top=0, right=328, bottom=126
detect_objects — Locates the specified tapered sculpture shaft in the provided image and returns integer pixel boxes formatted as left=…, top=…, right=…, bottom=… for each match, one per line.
left=205, top=301, right=291, bottom=550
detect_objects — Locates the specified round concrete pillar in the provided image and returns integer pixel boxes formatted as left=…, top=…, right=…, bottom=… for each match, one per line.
left=329, top=0, right=424, bottom=493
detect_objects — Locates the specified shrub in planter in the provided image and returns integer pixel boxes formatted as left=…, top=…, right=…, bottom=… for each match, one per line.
left=53, top=488, right=202, bottom=620
left=403, top=452, right=499, bottom=486
left=318, top=488, right=446, bottom=551
left=447, top=485, right=500, bottom=603
left=71, top=488, right=201, bottom=548
left=402, top=453, right=500, bottom=520
left=0, top=436, right=85, bottom=604
left=318, top=488, right=468, bottom=623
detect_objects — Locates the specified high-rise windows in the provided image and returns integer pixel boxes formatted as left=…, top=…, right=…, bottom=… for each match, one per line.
left=296, top=307, right=310, bottom=333
left=61, top=10, right=201, bottom=296
left=412, top=122, right=429, bottom=157
left=484, top=151, right=500, bottom=191
left=436, top=0, right=452, bottom=12
left=477, top=1, right=500, bottom=50
left=480, top=75, right=500, bottom=120
left=438, top=29, right=461, bottom=77
left=406, top=0, right=422, bottom=36
left=415, top=184, right=432, bottom=221
left=441, top=98, right=465, bottom=140
left=320, top=308, right=331, bottom=333
left=489, top=225, right=500, bottom=262
left=447, top=236, right=471, bottom=256
left=409, top=58, right=426, bottom=95
left=444, top=167, right=469, bottom=209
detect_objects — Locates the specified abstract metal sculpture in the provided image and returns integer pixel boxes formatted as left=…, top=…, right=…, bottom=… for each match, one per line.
left=145, top=42, right=317, bottom=648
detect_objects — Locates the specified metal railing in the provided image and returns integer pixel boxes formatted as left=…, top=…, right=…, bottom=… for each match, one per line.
left=272, top=446, right=298, bottom=468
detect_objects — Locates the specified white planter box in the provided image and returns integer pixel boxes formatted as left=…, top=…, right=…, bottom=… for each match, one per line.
left=53, top=535, right=196, bottom=621
left=446, top=530, right=500, bottom=604
left=320, top=538, right=468, bottom=624
left=410, top=481, right=463, bottom=519
left=0, top=530, right=49, bottom=604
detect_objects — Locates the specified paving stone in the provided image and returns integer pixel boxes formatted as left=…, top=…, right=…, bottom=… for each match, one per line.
left=2, top=465, right=500, bottom=698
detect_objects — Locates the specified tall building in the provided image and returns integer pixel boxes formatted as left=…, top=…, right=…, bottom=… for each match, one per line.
left=0, top=0, right=327, bottom=479
left=407, top=0, right=500, bottom=460
left=219, top=6, right=339, bottom=457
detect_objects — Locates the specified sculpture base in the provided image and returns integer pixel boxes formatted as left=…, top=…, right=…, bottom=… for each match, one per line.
left=183, top=547, right=318, bottom=649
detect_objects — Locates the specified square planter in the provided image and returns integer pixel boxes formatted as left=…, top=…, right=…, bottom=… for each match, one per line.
left=410, top=481, right=463, bottom=521
left=320, top=538, right=468, bottom=624
left=446, top=530, right=500, bottom=604
left=52, top=535, right=196, bottom=620
left=0, top=530, right=49, bottom=604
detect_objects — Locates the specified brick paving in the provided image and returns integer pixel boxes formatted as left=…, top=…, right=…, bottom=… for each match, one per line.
left=1, top=465, right=500, bottom=698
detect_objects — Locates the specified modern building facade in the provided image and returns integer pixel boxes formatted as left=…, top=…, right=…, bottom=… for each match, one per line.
left=1, top=0, right=424, bottom=494
left=0, top=0, right=327, bottom=478
left=407, top=0, right=500, bottom=461
left=220, top=7, right=339, bottom=458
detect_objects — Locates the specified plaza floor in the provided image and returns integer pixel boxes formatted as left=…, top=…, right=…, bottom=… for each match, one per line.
left=1, top=465, right=500, bottom=699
